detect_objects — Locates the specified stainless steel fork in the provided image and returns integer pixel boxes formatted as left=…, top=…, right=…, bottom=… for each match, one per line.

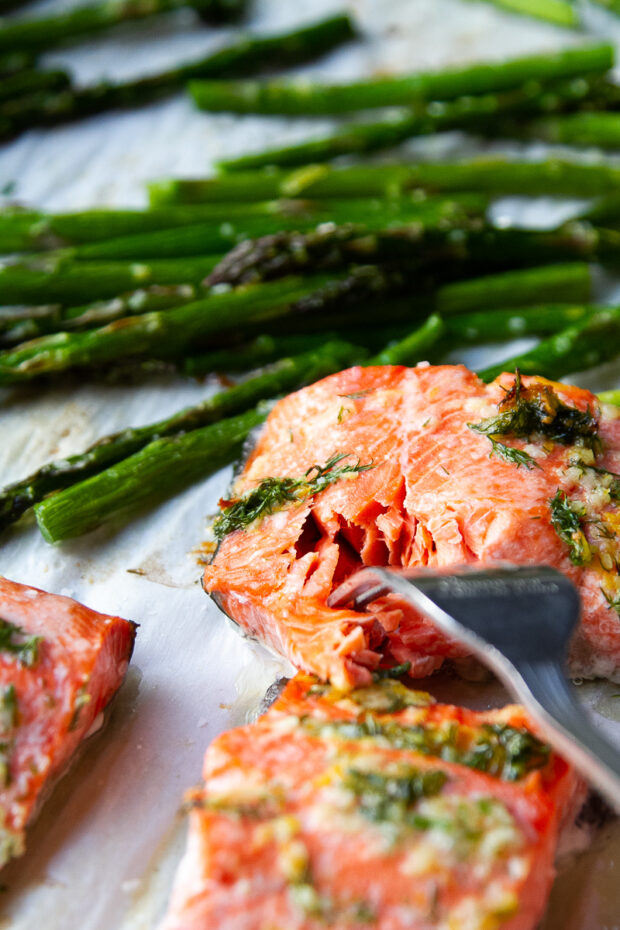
left=328, top=563, right=620, bottom=812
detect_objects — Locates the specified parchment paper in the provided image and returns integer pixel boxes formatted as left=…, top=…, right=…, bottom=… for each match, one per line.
left=0, top=1, right=618, bottom=927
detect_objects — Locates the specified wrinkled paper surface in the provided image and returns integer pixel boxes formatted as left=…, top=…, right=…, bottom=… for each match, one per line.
left=0, top=1, right=619, bottom=927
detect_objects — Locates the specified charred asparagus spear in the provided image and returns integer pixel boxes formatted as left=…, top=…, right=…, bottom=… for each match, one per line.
left=0, top=341, right=363, bottom=531
left=204, top=221, right=608, bottom=288
left=148, top=157, right=620, bottom=205
left=0, top=0, right=247, bottom=55
left=188, top=43, right=614, bottom=115
left=0, top=270, right=408, bottom=384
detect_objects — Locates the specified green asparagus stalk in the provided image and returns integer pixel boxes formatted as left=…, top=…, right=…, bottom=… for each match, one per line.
left=476, top=306, right=620, bottom=381
left=0, top=193, right=486, bottom=253
left=214, top=77, right=605, bottom=172
left=62, top=195, right=487, bottom=262
left=182, top=332, right=339, bottom=375
left=598, top=389, right=620, bottom=404
left=0, top=255, right=219, bottom=305
left=589, top=0, right=620, bottom=16
left=0, top=273, right=363, bottom=384
left=1, top=341, right=362, bottom=530
left=0, top=51, right=35, bottom=77
left=443, top=303, right=595, bottom=343
left=0, top=285, right=199, bottom=347
left=0, top=15, right=356, bottom=136
left=0, top=68, right=70, bottom=105
left=0, top=0, right=247, bottom=55
left=462, top=0, right=579, bottom=24
left=148, top=157, right=620, bottom=206
left=368, top=314, right=446, bottom=366
left=523, top=111, right=620, bottom=149
left=35, top=407, right=263, bottom=543
left=575, top=192, right=620, bottom=226
left=434, top=262, right=593, bottom=315
left=188, top=43, right=613, bottom=115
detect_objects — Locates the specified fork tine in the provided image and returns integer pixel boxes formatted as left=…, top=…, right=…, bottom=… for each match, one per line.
left=327, top=570, right=389, bottom=610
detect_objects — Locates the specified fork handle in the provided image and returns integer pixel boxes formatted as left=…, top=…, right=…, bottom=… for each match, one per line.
left=515, top=660, right=620, bottom=812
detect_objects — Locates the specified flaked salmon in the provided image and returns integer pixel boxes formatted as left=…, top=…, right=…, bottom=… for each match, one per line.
left=204, top=364, right=620, bottom=688
left=0, top=575, right=136, bottom=867
left=161, top=672, right=584, bottom=930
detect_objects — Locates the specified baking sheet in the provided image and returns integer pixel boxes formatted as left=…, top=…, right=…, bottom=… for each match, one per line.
left=0, top=1, right=619, bottom=927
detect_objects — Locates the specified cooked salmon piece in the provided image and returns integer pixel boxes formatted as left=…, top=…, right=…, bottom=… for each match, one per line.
left=161, top=672, right=584, bottom=930
left=0, top=575, right=136, bottom=867
left=204, top=364, right=620, bottom=688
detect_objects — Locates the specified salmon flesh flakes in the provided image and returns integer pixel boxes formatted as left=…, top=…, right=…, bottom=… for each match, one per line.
left=161, top=673, right=584, bottom=930
left=0, top=576, right=136, bottom=868
left=204, top=364, right=620, bottom=688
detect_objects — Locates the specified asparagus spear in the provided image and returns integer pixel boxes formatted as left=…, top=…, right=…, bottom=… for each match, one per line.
left=0, top=193, right=486, bottom=254
left=589, top=0, right=620, bottom=15
left=205, top=221, right=607, bottom=288
left=0, top=272, right=375, bottom=384
left=0, top=255, right=219, bottom=304
left=182, top=332, right=337, bottom=375
left=477, top=306, right=620, bottom=381
left=188, top=43, right=613, bottom=115
left=576, top=192, right=620, bottom=226
left=0, top=51, right=35, bottom=77
left=462, top=0, right=579, bottom=24
left=368, top=314, right=446, bottom=366
left=0, top=68, right=70, bottom=105
left=215, top=76, right=605, bottom=171
left=148, top=157, right=620, bottom=205
left=0, top=0, right=247, bottom=55
left=0, top=285, right=200, bottom=347
left=524, top=111, right=620, bottom=149
left=34, top=407, right=264, bottom=543
left=61, top=195, right=486, bottom=262
left=443, top=303, right=594, bottom=342
left=435, top=262, right=592, bottom=315
left=1, top=341, right=362, bottom=530
left=0, top=14, right=356, bottom=136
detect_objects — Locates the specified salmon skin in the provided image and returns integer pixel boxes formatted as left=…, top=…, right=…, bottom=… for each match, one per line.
left=161, top=672, right=584, bottom=930
left=204, top=364, right=620, bottom=689
left=0, top=575, right=136, bottom=868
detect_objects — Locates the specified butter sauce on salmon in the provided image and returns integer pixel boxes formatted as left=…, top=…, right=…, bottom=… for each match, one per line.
left=204, top=364, right=620, bottom=688
left=161, top=672, right=584, bottom=930
left=0, top=576, right=136, bottom=867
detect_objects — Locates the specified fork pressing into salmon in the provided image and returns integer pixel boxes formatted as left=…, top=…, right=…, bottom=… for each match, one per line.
left=204, top=364, right=620, bottom=689
left=0, top=575, right=136, bottom=867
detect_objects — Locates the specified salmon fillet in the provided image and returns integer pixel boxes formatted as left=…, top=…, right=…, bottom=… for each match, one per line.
left=161, top=672, right=584, bottom=930
left=0, top=575, right=136, bottom=867
left=204, top=364, right=620, bottom=688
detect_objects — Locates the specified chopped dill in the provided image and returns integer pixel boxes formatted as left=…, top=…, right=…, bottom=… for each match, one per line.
left=372, top=662, right=411, bottom=682
left=344, top=767, right=447, bottom=826
left=469, top=370, right=600, bottom=452
left=569, top=458, right=620, bottom=501
left=0, top=617, right=42, bottom=668
left=486, top=436, right=540, bottom=470
left=213, top=453, right=374, bottom=539
left=549, top=490, right=592, bottom=566
left=602, top=588, right=620, bottom=616
left=0, top=685, right=16, bottom=733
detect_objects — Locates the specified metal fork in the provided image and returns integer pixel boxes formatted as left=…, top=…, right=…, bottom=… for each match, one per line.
left=328, top=564, right=620, bottom=812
